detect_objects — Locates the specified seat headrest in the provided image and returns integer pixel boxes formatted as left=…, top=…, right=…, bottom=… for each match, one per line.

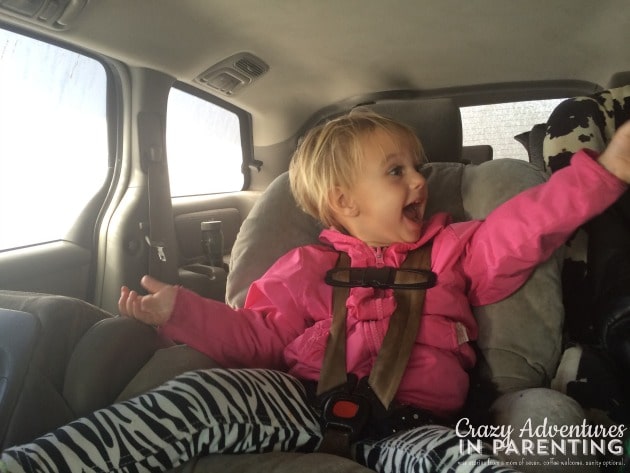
left=366, top=98, right=463, bottom=163
left=608, top=71, right=630, bottom=88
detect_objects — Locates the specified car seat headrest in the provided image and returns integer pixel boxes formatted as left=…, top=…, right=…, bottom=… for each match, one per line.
left=366, top=98, right=463, bottom=163
left=608, top=71, right=630, bottom=89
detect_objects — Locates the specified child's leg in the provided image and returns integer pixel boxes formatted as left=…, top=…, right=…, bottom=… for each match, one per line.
left=1, top=368, right=321, bottom=473
left=354, top=425, right=519, bottom=473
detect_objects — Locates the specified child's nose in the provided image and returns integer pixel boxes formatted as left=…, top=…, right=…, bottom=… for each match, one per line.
left=410, top=169, right=426, bottom=189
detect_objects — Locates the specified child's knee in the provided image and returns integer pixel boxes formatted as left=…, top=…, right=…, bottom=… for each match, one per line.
left=490, top=388, right=599, bottom=473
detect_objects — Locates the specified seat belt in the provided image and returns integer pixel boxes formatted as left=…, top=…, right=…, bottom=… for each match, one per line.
left=138, top=111, right=180, bottom=284
left=316, top=244, right=434, bottom=456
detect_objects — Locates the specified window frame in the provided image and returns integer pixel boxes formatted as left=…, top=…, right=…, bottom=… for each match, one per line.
left=0, top=23, right=117, bottom=252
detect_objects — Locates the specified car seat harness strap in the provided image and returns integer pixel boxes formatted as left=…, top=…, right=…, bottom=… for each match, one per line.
left=314, top=243, right=436, bottom=457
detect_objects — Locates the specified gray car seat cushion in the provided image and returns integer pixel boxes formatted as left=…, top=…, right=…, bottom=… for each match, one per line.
left=462, top=159, right=564, bottom=391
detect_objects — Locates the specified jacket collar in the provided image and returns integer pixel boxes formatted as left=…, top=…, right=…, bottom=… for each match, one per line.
left=318, top=212, right=450, bottom=267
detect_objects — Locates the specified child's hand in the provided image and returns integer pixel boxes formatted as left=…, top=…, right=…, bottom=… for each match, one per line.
left=118, top=275, right=177, bottom=326
left=598, top=120, right=630, bottom=184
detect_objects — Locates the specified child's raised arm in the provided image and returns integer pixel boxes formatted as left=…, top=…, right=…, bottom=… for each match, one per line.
left=597, top=120, right=630, bottom=183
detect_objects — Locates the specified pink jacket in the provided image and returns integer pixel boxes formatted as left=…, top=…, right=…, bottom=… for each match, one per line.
left=160, top=151, right=626, bottom=417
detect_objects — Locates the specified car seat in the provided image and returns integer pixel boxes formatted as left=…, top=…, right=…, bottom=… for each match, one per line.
left=0, top=98, right=592, bottom=472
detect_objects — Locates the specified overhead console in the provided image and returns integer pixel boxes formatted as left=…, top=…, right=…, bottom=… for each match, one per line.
left=0, top=0, right=89, bottom=30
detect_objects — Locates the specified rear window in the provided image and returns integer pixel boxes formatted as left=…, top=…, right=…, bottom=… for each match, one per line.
left=166, top=87, right=245, bottom=197
left=0, top=28, right=108, bottom=251
left=460, top=99, right=564, bottom=161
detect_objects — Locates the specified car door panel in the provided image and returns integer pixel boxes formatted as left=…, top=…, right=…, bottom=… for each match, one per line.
left=0, top=242, right=91, bottom=300
left=174, top=208, right=241, bottom=267
left=172, top=192, right=259, bottom=301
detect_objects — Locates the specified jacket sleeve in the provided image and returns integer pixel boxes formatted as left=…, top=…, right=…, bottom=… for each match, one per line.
left=158, top=248, right=314, bottom=370
left=461, top=150, right=627, bottom=306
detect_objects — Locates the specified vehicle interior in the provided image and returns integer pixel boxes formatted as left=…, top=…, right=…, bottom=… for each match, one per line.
left=1, top=1, right=629, bottom=472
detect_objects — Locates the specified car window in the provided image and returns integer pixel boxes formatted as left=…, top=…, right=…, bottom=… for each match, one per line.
left=166, top=87, right=244, bottom=197
left=0, top=28, right=108, bottom=251
left=460, top=99, right=565, bottom=161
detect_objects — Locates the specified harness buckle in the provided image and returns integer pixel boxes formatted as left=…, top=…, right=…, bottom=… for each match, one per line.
left=320, top=390, right=371, bottom=439
left=315, top=375, right=440, bottom=454
left=314, top=374, right=373, bottom=456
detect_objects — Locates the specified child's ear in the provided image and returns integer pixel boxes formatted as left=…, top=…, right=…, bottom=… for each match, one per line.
left=329, top=186, right=359, bottom=217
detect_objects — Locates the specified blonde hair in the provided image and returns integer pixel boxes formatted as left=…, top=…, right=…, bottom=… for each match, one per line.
left=289, top=109, right=425, bottom=228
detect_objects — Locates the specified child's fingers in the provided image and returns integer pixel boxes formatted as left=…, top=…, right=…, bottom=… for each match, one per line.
left=140, top=275, right=169, bottom=295
left=118, top=286, right=131, bottom=316
left=125, top=292, right=158, bottom=324
left=598, top=122, right=630, bottom=183
left=126, top=290, right=141, bottom=317
left=617, top=120, right=630, bottom=136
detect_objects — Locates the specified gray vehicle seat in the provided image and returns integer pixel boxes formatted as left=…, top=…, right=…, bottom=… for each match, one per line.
left=0, top=293, right=173, bottom=448
left=0, top=97, right=581, bottom=472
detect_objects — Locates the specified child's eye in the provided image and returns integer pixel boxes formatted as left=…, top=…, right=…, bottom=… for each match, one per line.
left=388, top=166, right=403, bottom=176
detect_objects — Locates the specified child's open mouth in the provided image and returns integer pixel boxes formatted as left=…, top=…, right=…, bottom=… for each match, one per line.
left=403, top=202, right=422, bottom=223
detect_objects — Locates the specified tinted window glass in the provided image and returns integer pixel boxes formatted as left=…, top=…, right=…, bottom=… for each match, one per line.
left=166, top=88, right=244, bottom=197
left=0, top=28, right=108, bottom=251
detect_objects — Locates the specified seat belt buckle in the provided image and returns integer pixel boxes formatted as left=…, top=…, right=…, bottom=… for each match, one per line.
left=156, top=245, right=167, bottom=262
left=144, top=235, right=167, bottom=262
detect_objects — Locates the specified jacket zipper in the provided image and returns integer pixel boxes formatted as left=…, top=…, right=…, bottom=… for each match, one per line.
left=374, top=246, right=385, bottom=268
